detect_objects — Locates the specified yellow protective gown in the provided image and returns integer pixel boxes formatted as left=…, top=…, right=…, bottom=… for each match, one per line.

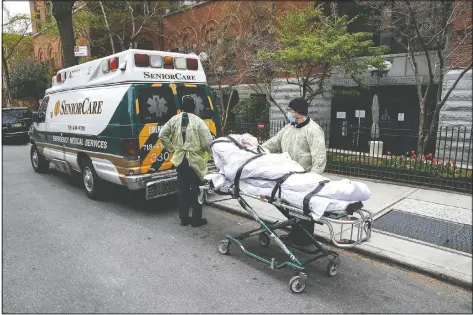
left=262, top=118, right=327, bottom=173
left=159, top=113, right=213, bottom=179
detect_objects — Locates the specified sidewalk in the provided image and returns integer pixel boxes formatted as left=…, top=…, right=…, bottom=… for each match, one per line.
left=206, top=174, right=472, bottom=289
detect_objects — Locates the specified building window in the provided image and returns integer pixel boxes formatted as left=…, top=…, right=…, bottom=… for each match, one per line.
left=136, top=39, right=154, bottom=50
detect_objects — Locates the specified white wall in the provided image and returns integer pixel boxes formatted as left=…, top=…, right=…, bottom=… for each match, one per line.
left=436, top=70, right=472, bottom=165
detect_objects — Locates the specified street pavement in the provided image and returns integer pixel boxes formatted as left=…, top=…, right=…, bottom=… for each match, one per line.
left=2, top=142, right=472, bottom=313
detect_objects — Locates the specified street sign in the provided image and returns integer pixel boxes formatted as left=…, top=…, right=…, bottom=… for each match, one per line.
left=74, top=46, right=88, bottom=57
left=336, top=111, right=346, bottom=119
left=398, top=113, right=405, bottom=121
left=355, top=110, right=365, bottom=118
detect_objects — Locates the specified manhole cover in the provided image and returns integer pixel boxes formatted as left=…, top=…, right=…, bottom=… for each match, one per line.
left=374, top=210, right=472, bottom=254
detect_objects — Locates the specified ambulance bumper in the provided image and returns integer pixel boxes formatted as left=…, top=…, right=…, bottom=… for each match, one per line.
left=124, top=163, right=217, bottom=200
left=124, top=170, right=178, bottom=199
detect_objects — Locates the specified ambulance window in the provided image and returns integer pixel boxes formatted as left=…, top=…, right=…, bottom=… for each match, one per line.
left=137, top=86, right=176, bottom=124
left=176, top=85, right=212, bottom=119
left=38, top=97, right=49, bottom=123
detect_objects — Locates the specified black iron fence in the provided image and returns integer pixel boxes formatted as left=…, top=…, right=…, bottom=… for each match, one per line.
left=223, top=121, right=472, bottom=194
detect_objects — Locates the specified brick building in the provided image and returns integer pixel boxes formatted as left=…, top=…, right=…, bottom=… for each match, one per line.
left=449, top=0, right=472, bottom=69
left=29, top=0, right=89, bottom=72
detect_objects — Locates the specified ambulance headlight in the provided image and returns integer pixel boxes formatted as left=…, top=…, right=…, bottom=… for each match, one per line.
left=174, top=57, right=187, bottom=70
left=150, top=55, right=163, bottom=68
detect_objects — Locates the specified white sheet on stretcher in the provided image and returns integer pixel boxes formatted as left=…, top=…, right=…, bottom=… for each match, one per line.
left=207, top=134, right=371, bottom=220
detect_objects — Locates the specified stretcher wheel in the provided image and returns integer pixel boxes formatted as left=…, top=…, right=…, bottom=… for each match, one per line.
left=326, top=259, right=340, bottom=277
left=289, top=274, right=306, bottom=293
left=218, top=240, right=230, bottom=255
left=258, top=233, right=270, bottom=246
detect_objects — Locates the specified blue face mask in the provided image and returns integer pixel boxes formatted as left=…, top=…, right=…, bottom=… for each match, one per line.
left=286, top=112, right=296, bottom=124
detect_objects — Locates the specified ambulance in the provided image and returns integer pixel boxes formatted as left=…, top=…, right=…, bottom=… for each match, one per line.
left=30, top=49, right=221, bottom=200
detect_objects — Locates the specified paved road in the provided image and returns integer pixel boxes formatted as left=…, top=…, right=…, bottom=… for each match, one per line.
left=2, top=143, right=472, bottom=313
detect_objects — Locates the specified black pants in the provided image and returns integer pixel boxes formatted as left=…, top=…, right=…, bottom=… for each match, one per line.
left=176, top=157, right=203, bottom=220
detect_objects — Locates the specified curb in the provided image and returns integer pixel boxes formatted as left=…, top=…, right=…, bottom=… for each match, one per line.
left=349, top=243, right=472, bottom=290
left=209, top=200, right=473, bottom=291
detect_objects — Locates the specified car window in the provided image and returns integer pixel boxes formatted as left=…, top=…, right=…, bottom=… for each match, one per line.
left=176, top=85, right=213, bottom=119
left=2, top=109, right=31, bottom=121
left=137, top=86, right=176, bottom=124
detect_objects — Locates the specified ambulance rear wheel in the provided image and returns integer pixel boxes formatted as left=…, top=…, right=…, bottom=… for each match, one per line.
left=31, top=144, right=49, bottom=173
left=81, top=159, right=103, bottom=200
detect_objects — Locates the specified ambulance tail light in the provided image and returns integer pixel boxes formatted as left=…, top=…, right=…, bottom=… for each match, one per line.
left=134, top=54, right=149, bottom=67
left=122, top=138, right=139, bottom=157
left=110, top=56, right=119, bottom=71
left=56, top=72, right=65, bottom=83
left=163, top=56, right=174, bottom=69
left=186, top=58, right=198, bottom=70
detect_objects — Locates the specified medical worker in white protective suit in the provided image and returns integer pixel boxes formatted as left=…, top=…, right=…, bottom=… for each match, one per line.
left=159, top=95, right=213, bottom=227
left=262, top=97, right=327, bottom=245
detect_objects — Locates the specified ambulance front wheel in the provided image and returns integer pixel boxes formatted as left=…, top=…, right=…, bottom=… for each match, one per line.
left=81, top=158, right=103, bottom=200
left=31, top=144, right=49, bottom=173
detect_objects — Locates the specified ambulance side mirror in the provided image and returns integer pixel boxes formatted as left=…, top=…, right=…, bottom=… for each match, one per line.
left=32, top=112, right=39, bottom=123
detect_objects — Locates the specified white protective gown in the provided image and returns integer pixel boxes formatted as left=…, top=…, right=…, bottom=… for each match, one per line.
left=262, top=118, right=327, bottom=173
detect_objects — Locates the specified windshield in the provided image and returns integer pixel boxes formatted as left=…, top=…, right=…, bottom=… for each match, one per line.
left=2, top=109, right=31, bottom=122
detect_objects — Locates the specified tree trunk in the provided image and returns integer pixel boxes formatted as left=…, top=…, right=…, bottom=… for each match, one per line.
left=52, top=1, right=77, bottom=68
left=417, top=96, right=427, bottom=154
left=224, top=88, right=235, bottom=130
left=2, top=47, right=12, bottom=106
left=218, top=87, right=226, bottom=133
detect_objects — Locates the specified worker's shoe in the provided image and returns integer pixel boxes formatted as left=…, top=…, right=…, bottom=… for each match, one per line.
left=191, top=217, right=208, bottom=227
left=180, top=218, right=192, bottom=226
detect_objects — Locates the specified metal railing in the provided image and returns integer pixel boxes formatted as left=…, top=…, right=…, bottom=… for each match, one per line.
left=223, top=121, right=473, bottom=194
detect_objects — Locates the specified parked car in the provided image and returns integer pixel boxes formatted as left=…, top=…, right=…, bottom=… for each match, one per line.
left=2, top=107, right=33, bottom=143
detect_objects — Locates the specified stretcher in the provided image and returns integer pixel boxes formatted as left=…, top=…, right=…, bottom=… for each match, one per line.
left=198, top=179, right=373, bottom=294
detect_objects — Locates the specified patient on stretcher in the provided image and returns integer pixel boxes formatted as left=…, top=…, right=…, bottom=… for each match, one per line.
left=205, top=134, right=371, bottom=220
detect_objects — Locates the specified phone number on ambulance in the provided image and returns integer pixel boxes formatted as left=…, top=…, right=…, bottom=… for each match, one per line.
left=142, top=142, right=164, bottom=150
left=67, top=125, right=85, bottom=132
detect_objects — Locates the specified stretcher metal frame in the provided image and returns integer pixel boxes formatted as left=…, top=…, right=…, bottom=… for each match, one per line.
left=198, top=183, right=373, bottom=294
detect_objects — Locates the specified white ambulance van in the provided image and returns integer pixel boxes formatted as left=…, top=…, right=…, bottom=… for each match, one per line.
left=30, top=49, right=220, bottom=200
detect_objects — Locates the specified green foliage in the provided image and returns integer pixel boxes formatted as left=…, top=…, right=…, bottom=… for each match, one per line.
left=2, top=33, right=34, bottom=67
left=37, top=7, right=91, bottom=44
left=328, top=153, right=472, bottom=179
left=232, top=95, right=269, bottom=122
left=2, top=4, right=33, bottom=65
left=9, top=58, right=53, bottom=101
left=258, top=5, right=389, bottom=99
